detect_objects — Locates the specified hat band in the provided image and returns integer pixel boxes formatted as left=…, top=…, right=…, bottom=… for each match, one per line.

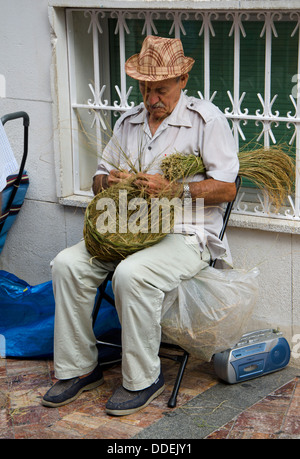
left=136, top=64, right=185, bottom=76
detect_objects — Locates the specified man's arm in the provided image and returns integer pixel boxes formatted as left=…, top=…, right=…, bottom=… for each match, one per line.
left=188, top=178, right=237, bottom=204
left=93, top=171, right=237, bottom=204
left=92, top=174, right=108, bottom=195
left=134, top=173, right=237, bottom=204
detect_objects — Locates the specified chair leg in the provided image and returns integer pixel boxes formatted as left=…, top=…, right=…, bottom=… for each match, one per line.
left=92, top=276, right=111, bottom=328
left=167, top=350, right=189, bottom=408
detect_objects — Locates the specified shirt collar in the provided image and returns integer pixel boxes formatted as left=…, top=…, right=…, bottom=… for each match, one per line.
left=166, top=92, right=192, bottom=128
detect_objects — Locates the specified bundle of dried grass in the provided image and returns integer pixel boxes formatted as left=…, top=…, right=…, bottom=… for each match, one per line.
left=236, top=145, right=295, bottom=209
left=161, top=144, right=295, bottom=210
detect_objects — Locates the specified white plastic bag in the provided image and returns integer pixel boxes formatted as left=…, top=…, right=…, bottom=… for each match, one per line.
left=161, top=266, right=259, bottom=361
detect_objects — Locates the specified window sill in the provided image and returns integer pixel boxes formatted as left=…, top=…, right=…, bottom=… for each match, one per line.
left=60, top=195, right=300, bottom=235
left=230, top=213, right=300, bottom=235
left=59, top=194, right=92, bottom=208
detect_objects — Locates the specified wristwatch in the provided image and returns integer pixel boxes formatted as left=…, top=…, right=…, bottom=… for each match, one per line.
left=183, top=183, right=192, bottom=199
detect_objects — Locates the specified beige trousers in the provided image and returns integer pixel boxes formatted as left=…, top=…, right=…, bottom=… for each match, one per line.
left=52, top=234, right=210, bottom=390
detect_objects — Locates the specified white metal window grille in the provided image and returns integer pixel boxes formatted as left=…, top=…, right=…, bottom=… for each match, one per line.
left=66, top=8, right=300, bottom=221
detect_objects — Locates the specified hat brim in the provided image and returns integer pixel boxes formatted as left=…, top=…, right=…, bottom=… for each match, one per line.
left=125, top=54, right=195, bottom=81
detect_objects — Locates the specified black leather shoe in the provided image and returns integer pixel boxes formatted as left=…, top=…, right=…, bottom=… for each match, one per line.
left=105, top=371, right=165, bottom=416
left=42, top=365, right=104, bottom=407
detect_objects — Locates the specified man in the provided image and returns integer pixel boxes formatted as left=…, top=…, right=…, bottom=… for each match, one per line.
left=42, top=36, right=239, bottom=415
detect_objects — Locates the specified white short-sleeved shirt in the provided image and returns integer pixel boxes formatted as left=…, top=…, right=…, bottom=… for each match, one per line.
left=95, top=92, right=239, bottom=262
left=0, top=120, right=18, bottom=192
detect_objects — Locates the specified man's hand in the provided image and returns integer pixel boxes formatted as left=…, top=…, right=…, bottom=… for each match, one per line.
left=108, top=169, right=134, bottom=187
left=135, top=173, right=182, bottom=198
left=92, top=170, right=133, bottom=195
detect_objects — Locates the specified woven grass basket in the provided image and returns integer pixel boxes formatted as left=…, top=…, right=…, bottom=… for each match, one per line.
left=84, top=178, right=179, bottom=262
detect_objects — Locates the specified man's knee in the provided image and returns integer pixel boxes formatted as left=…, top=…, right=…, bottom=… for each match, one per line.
left=52, top=245, right=80, bottom=279
left=112, top=257, right=146, bottom=293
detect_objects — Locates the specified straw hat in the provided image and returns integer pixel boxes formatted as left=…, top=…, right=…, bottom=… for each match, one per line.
left=125, top=35, right=195, bottom=81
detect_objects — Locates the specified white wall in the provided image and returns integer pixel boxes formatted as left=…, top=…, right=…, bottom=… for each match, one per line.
left=0, top=0, right=85, bottom=283
left=0, top=0, right=299, bottom=366
left=228, top=227, right=300, bottom=365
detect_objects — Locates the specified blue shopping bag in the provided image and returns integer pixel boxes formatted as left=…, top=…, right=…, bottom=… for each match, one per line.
left=0, top=270, right=120, bottom=358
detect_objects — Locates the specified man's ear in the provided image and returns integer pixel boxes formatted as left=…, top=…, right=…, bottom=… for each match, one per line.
left=179, top=74, right=189, bottom=89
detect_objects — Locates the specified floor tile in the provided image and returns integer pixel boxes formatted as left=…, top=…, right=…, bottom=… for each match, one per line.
left=1, top=354, right=299, bottom=439
left=206, top=376, right=300, bottom=439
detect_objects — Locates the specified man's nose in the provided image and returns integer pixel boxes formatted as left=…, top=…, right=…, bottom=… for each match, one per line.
left=147, top=91, right=160, bottom=106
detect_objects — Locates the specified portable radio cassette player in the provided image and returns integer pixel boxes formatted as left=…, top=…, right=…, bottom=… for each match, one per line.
left=213, top=329, right=290, bottom=384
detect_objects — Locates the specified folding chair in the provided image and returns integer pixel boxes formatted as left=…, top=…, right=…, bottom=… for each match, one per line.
left=92, top=175, right=241, bottom=408
left=0, top=112, right=30, bottom=254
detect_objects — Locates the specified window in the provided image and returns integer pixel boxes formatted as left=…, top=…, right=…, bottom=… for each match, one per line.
left=61, top=8, right=300, bottom=220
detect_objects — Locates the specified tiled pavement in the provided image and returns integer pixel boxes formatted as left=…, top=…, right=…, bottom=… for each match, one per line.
left=0, top=352, right=299, bottom=440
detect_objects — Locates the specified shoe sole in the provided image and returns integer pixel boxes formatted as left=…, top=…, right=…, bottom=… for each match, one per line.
left=105, top=384, right=165, bottom=416
left=42, top=377, right=104, bottom=408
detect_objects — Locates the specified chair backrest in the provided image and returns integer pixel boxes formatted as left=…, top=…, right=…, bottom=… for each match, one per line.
left=210, top=175, right=241, bottom=267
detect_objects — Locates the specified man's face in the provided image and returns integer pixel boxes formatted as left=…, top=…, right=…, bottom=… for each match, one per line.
left=139, top=75, right=188, bottom=122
